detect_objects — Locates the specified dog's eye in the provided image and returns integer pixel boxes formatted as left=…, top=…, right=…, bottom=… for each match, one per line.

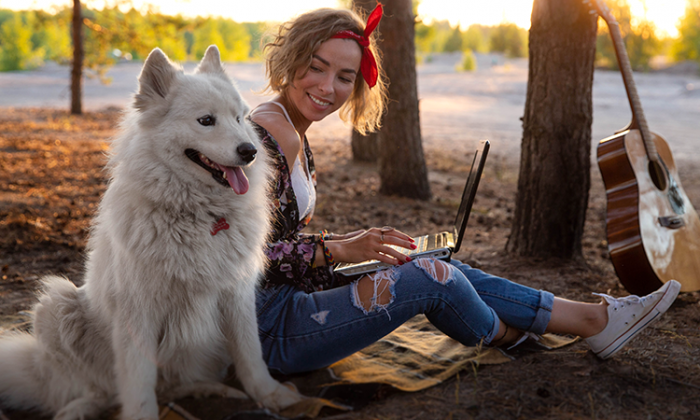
left=197, top=115, right=216, bottom=126
left=236, top=116, right=241, bottom=124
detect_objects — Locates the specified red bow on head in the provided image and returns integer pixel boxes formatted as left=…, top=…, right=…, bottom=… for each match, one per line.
left=330, top=3, right=383, bottom=88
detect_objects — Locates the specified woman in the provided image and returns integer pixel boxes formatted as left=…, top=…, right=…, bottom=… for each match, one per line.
left=248, top=4, right=679, bottom=374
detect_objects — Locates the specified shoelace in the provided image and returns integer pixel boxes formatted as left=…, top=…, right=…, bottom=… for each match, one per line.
left=593, top=293, right=647, bottom=312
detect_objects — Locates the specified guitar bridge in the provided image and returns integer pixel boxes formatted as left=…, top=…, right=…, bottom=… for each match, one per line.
left=658, top=216, right=685, bottom=229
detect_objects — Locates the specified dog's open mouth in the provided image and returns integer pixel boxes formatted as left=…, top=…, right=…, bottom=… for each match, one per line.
left=185, top=149, right=249, bottom=194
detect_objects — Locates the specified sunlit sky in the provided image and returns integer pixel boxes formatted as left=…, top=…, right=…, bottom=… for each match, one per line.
left=0, top=0, right=690, bottom=37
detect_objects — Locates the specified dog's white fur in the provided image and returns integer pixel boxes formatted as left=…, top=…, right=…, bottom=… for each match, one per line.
left=0, top=46, right=302, bottom=419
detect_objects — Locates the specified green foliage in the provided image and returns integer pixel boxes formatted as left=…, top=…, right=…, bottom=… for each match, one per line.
left=33, top=11, right=71, bottom=64
left=489, top=23, right=527, bottom=58
left=462, top=25, right=489, bottom=53
left=457, top=49, right=477, bottom=72
left=0, top=13, right=43, bottom=70
left=671, top=0, right=700, bottom=63
left=0, top=6, right=263, bottom=72
left=596, top=0, right=662, bottom=71
left=443, top=26, right=463, bottom=53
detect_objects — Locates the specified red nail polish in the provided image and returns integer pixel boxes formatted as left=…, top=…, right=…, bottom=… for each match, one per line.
left=411, top=244, right=418, bottom=250
left=406, top=257, right=412, bottom=262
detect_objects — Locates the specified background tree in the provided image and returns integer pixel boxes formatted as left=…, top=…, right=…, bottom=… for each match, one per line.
left=0, top=14, right=34, bottom=71
left=489, top=23, right=528, bottom=58
left=71, top=0, right=83, bottom=115
left=462, top=24, right=488, bottom=53
left=378, top=0, right=431, bottom=199
left=443, top=26, right=463, bottom=52
left=350, top=0, right=379, bottom=162
left=671, top=0, right=700, bottom=64
left=506, top=0, right=597, bottom=259
left=595, top=0, right=661, bottom=71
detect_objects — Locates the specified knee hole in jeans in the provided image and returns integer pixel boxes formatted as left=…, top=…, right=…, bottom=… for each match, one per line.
left=351, top=269, right=397, bottom=316
left=414, top=258, right=455, bottom=285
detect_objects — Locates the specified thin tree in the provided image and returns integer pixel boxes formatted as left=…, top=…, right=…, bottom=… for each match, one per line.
left=506, top=0, right=597, bottom=259
left=350, top=0, right=379, bottom=163
left=377, top=0, right=430, bottom=200
left=71, top=0, right=83, bottom=115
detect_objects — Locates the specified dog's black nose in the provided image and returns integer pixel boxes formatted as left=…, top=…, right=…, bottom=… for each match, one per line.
left=237, top=143, right=257, bottom=163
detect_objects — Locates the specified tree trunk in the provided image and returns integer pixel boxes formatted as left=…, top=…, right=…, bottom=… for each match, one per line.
left=71, top=0, right=83, bottom=115
left=506, top=0, right=597, bottom=259
left=377, top=0, right=430, bottom=200
left=351, top=0, right=379, bottom=163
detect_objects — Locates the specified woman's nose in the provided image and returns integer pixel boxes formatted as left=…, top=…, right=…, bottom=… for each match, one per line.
left=318, top=74, right=334, bottom=94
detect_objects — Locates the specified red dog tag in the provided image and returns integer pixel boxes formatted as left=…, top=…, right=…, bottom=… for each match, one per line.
left=210, top=217, right=230, bottom=236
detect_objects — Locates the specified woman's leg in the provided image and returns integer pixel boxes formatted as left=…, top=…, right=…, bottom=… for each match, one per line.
left=450, top=260, right=608, bottom=338
left=256, top=259, right=503, bottom=374
left=449, top=259, right=680, bottom=358
left=547, top=297, right=607, bottom=338
left=449, top=259, right=555, bottom=335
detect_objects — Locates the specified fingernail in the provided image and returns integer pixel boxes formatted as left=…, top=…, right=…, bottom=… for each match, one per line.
left=406, top=257, right=412, bottom=262
left=410, top=244, right=417, bottom=250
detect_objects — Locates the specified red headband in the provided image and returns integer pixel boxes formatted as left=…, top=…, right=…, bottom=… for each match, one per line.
left=330, top=3, right=383, bottom=88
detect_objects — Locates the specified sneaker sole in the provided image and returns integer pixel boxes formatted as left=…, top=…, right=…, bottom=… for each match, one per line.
left=594, top=280, right=681, bottom=359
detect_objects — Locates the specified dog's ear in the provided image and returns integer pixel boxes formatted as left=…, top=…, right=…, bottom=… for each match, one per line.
left=134, top=48, right=179, bottom=111
left=195, top=45, right=230, bottom=82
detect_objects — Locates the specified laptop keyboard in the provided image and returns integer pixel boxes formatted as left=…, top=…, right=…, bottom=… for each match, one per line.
left=393, top=234, right=442, bottom=256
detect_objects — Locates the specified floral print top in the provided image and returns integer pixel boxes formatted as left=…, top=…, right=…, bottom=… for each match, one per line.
left=251, top=121, right=348, bottom=293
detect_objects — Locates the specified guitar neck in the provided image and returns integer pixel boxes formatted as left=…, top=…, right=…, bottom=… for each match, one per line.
left=603, top=18, right=659, bottom=161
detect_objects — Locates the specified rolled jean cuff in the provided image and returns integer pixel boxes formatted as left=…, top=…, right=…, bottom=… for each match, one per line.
left=530, top=290, right=554, bottom=334
left=483, top=307, right=501, bottom=345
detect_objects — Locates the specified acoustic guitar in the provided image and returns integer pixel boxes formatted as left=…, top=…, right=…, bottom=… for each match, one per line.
left=591, top=0, right=700, bottom=295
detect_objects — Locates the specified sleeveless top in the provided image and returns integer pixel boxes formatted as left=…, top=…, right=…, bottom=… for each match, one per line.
left=253, top=101, right=316, bottom=220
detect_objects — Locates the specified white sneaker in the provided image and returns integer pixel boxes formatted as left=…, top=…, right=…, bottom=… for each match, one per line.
left=586, top=280, right=681, bottom=359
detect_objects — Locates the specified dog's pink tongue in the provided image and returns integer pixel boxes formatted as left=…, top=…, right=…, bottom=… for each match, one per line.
left=222, top=166, right=249, bottom=195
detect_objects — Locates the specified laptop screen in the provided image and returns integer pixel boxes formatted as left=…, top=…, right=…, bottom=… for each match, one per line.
left=452, top=140, right=490, bottom=254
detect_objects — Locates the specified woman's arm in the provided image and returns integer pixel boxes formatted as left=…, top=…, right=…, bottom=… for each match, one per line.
left=315, top=227, right=416, bottom=267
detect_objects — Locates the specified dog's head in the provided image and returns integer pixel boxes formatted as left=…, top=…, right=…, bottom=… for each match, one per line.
left=129, top=46, right=264, bottom=195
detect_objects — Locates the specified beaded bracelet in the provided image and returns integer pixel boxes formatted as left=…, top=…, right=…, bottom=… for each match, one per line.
left=319, top=230, right=335, bottom=266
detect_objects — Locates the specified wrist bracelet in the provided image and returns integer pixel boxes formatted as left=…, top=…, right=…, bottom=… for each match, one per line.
left=319, top=230, right=335, bottom=266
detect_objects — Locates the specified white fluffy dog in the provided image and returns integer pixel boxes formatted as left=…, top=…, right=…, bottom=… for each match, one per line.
left=0, top=46, right=302, bottom=419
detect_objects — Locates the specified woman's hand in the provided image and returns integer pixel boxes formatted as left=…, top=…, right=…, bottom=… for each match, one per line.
left=325, top=227, right=416, bottom=266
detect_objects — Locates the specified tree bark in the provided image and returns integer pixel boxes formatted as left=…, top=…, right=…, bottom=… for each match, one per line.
left=71, top=0, right=83, bottom=115
left=506, top=0, right=597, bottom=259
left=377, top=0, right=430, bottom=200
left=351, top=0, right=379, bottom=163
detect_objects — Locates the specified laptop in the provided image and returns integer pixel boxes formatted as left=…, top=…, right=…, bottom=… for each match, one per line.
left=335, top=139, right=490, bottom=277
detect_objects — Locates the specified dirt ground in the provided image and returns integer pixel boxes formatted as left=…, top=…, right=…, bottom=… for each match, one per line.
left=1, top=107, right=699, bottom=420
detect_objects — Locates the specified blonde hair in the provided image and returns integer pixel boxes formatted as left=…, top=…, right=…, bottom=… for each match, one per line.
left=262, top=7, right=387, bottom=135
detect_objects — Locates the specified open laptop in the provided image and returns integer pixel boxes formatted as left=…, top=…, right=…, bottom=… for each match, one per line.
left=335, top=139, right=490, bottom=277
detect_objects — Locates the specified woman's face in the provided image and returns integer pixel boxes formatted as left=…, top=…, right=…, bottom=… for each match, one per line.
left=286, top=38, right=362, bottom=125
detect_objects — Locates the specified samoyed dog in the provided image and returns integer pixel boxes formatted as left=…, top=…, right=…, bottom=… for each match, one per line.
left=0, top=46, right=302, bottom=419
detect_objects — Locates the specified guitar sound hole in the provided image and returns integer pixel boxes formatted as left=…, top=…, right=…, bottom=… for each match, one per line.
left=648, top=160, right=667, bottom=191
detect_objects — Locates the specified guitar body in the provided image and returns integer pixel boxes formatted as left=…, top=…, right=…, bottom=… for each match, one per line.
left=597, top=129, right=700, bottom=295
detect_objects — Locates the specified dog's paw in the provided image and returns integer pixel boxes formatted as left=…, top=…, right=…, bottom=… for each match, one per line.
left=255, top=381, right=304, bottom=412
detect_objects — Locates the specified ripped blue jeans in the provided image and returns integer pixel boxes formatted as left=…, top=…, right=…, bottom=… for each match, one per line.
left=256, top=259, right=554, bottom=374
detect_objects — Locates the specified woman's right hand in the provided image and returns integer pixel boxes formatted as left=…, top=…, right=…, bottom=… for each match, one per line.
left=325, top=227, right=416, bottom=266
